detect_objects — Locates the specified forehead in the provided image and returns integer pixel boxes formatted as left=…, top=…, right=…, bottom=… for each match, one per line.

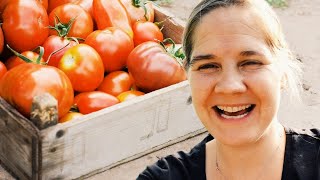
left=193, top=6, right=266, bottom=47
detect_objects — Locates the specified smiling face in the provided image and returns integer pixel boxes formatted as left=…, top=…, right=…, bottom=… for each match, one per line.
left=187, top=6, right=284, bottom=146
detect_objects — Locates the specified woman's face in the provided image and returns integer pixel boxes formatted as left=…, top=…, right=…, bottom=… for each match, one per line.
left=188, top=6, right=283, bottom=146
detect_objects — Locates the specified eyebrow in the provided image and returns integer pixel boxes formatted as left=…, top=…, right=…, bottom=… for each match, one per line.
left=191, top=54, right=217, bottom=63
left=239, top=50, right=264, bottom=57
left=191, top=50, right=264, bottom=63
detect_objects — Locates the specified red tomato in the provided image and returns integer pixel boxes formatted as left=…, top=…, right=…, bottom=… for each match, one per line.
left=0, top=63, right=74, bottom=118
left=47, top=0, right=78, bottom=13
left=48, top=3, right=93, bottom=39
left=132, top=21, right=164, bottom=47
left=127, top=41, right=187, bottom=92
left=75, top=91, right=119, bottom=114
left=0, top=61, right=7, bottom=80
left=59, top=112, right=83, bottom=123
left=93, top=0, right=133, bottom=37
left=0, top=0, right=10, bottom=21
left=120, top=0, right=154, bottom=25
left=38, top=0, right=48, bottom=10
left=117, top=90, right=144, bottom=102
left=0, top=26, right=3, bottom=54
left=85, top=27, right=134, bottom=72
left=58, top=44, right=104, bottom=92
left=42, top=35, right=78, bottom=67
left=97, top=71, right=133, bottom=97
left=5, top=51, right=45, bottom=70
left=2, top=0, right=49, bottom=52
left=74, top=0, right=94, bottom=20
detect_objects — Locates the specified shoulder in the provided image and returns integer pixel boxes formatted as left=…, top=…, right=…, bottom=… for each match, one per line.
left=285, top=127, right=320, bottom=145
left=136, top=134, right=213, bottom=180
left=283, top=127, right=320, bottom=180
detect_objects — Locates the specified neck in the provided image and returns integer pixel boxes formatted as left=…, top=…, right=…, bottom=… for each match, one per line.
left=215, top=122, right=285, bottom=179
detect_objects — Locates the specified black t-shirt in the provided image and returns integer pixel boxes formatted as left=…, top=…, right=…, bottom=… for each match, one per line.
left=137, top=127, right=320, bottom=180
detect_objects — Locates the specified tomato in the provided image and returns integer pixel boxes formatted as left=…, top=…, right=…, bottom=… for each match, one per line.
left=97, top=71, right=133, bottom=97
left=0, top=26, right=3, bottom=54
left=58, top=44, right=104, bottom=92
left=49, top=3, right=93, bottom=39
left=38, top=0, right=48, bottom=10
left=74, top=0, right=94, bottom=20
left=93, top=0, right=133, bottom=37
left=59, top=112, right=83, bottom=123
left=2, top=0, right=49, bottom=52
left=47, top=0, right=78, bottom=13
left=0, top=63, right=74, bottom=119
left=75, top=91, right=119, bottom=114
left=5, top=51, right=45, bottom=70
left=132, top=21, right=164, bottom=47
left=0, top=61, right=7, bottom=80
left=0, top=0, right=10, bottom=21
left=117, top=90, right=144, bottom=102
left=42, top=35, right=78, bottom=67
left=120, top=0, right=154, bottom=25
left=85, top=27, right=134, bottom=72
left=127, top=41, right=187, bottom=92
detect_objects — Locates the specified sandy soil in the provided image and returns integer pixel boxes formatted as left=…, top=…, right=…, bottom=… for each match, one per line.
left=1, top=0, right=319, bottom=179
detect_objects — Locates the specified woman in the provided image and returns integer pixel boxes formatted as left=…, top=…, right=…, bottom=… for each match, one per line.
left=137, top=0, right=320, bottom=179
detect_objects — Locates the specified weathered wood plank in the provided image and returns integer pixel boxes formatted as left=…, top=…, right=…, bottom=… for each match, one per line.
left=40, top=81, right=203, bottom=179
left=154, top=6, right=185, bottom=43
left=0, top=97, right=41, bottom=180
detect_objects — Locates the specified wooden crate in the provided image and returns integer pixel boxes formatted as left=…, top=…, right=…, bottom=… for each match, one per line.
left=0, top=7, right=205, bottom=180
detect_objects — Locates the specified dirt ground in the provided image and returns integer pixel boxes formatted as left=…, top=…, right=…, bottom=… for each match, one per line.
left=1, top=0, right=319, bottom=179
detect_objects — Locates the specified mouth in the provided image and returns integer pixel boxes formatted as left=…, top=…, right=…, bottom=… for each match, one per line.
left=213, top=104, right=255, bottom=119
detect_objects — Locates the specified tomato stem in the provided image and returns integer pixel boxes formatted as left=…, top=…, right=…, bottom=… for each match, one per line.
left=132, top=0, right=149, bottom=21
left=46, top=42, right=70, bottom=64
left=6, top=44, right=35, bottom=64
left=48, top=13, right=77, bottom=38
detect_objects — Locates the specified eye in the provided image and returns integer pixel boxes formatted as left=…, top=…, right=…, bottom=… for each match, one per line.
left=197, top=63, right=220, bottom=72
left=240, top=60, right=263, bottom=70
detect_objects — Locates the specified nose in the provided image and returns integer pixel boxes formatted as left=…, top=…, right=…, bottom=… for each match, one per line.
left=214, top=68, right=247, bottom=94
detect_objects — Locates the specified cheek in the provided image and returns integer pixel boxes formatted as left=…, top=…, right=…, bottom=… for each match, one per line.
left=188, top=73, right=216, bottom=109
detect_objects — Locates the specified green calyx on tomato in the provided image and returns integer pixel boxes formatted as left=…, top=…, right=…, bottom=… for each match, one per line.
left=6, top=44, right=45, bottom=65
left=161, top=38, right=185, bottom=66
left=48, top=14, right=77, bottom=38
left=132, top=0, right=149, bottom=20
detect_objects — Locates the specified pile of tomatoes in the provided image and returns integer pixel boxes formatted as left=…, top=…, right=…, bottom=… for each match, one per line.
left=0, top=0, right=186, bottom=123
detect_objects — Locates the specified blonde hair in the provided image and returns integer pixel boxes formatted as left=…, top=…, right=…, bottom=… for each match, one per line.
left=182, top=0, right=302, bottom=101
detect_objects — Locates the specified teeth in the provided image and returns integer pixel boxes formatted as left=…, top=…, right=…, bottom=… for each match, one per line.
left=217, top=105, right=251, bottom=113
left=221, top=112, right=249, bottom=119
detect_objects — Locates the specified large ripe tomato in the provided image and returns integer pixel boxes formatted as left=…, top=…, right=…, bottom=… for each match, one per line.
left=38, top=0, right=48, bottom=10
left=42, top=35, right=78, bottom=67
left=93, top=0, right=133, bottom=37
left=117, top=90, right=144, bottom=102
left=49, top=3, right=93, bottom=39
left=120, top=0, right=154, bottom=25
left=5, top=51, right=45, bottom=70
left=75, top=91, right=119, bottom=114
left=127, top=41, right=187, bottom=92
left=0, top=63, right=74, bottom=119
left=132, top=21, right=164, bottom=47
left=0, top=0, right=10, bottom=21
left=85, top=27, right=134, bottom=72
left=47, top=0, right=78, bottom=13
left=74, top=0, right=94, bottom=20
left=58, top=44, right=104, bottom=92
left=2, top=0, right=49, bottom=52
left=0, top=26, right=3, bottom=54
left=0, top=61, right=7, bottom=80
left=97, top=71, right=133, bottom=97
